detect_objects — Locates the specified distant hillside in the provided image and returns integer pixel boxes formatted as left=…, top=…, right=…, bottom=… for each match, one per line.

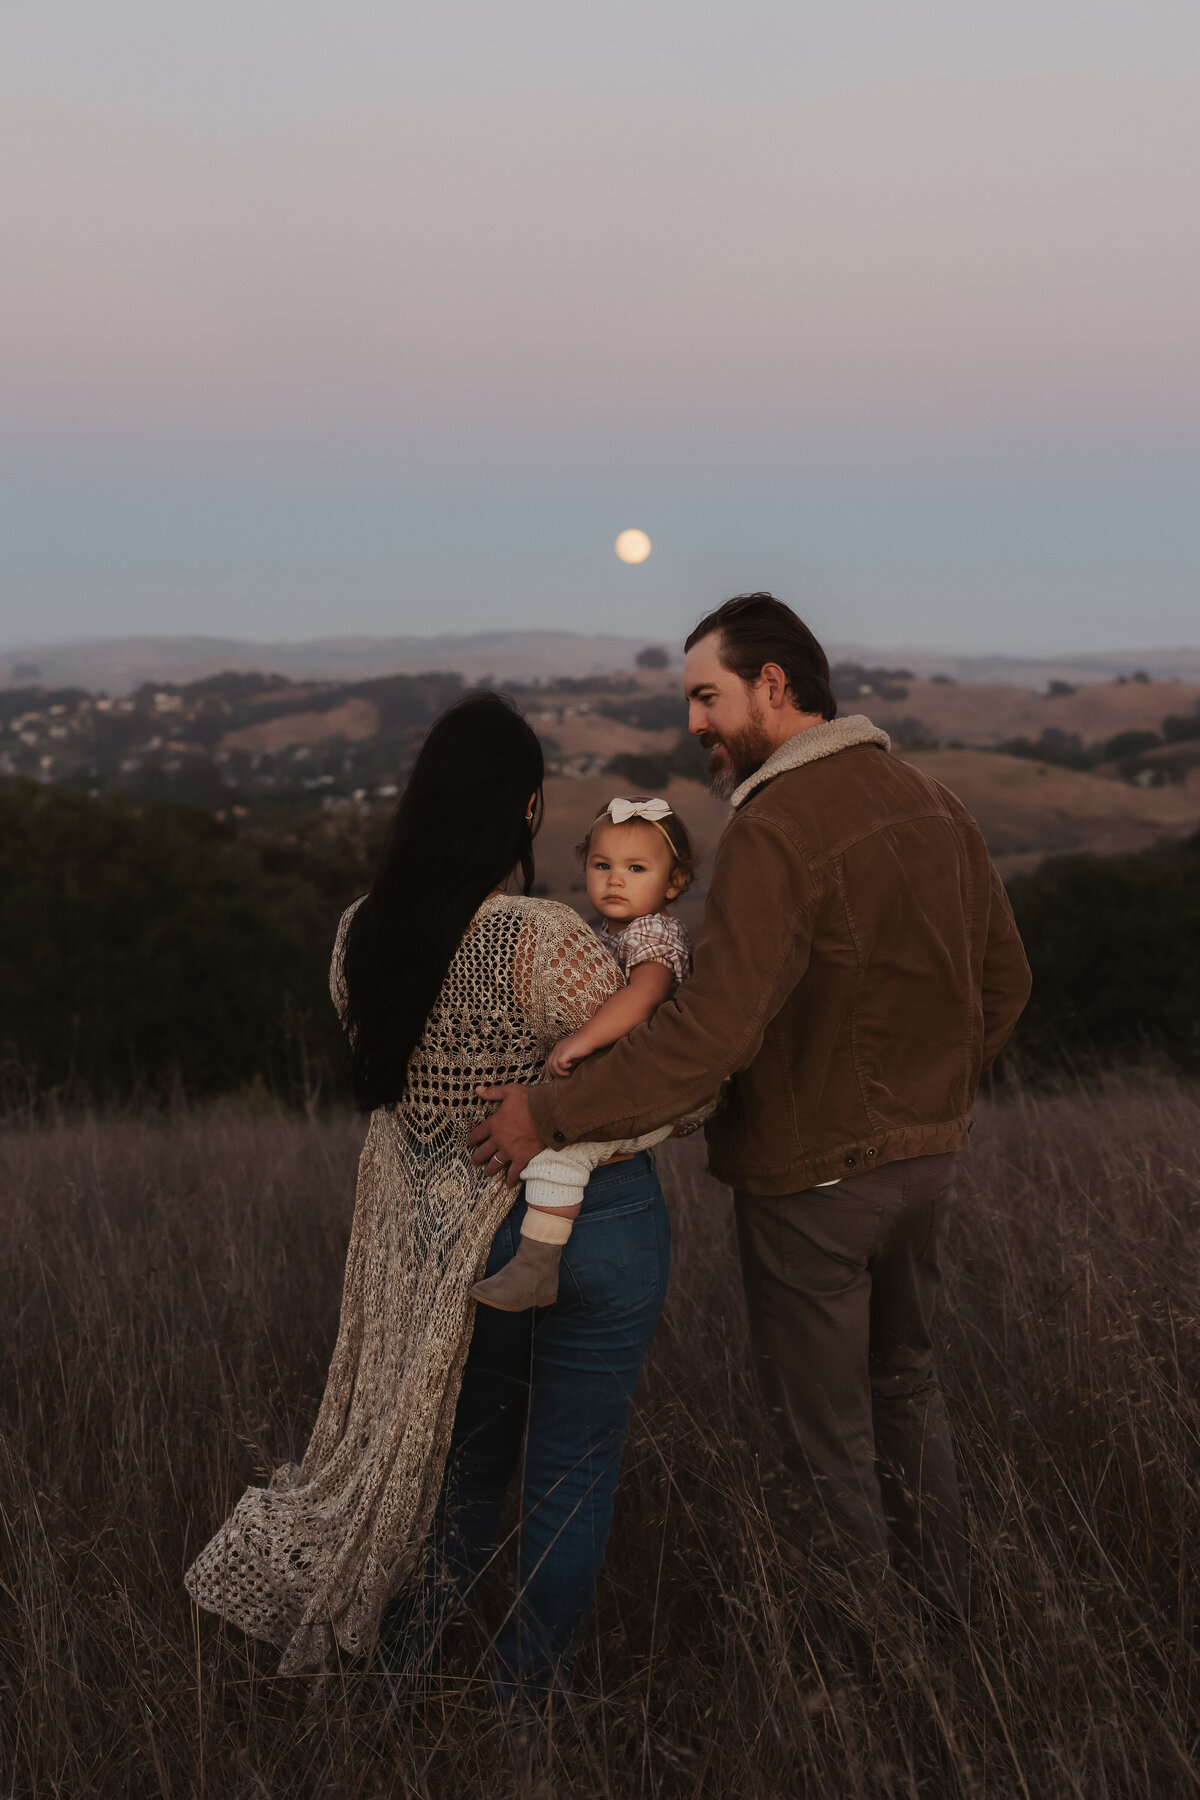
left=890, top=647, right=1200, bottom=687
left=3, top=658, right=1197, bottom=875
left=6, top=631, right=1200, bottom=695
left=0, top=632, right=668, bottom=695
left=0, top=665, right=679, bottom=815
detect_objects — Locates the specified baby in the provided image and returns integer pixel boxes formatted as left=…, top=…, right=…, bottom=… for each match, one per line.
left=470, top=795, right=695, bottom=1312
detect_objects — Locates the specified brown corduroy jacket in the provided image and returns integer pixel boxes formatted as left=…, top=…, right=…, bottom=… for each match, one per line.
left=528, top=715, right=1032, bottom=1195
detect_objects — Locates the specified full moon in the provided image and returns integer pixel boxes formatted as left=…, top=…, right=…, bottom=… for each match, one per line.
left=615, top=528, right=652, bottom=564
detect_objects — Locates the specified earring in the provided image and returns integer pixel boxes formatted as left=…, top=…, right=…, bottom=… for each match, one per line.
left=525, top=810, right=533, bottom=824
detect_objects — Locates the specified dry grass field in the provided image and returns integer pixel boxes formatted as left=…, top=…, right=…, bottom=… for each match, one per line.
left=4, top=1076, right=1200, bottom=1798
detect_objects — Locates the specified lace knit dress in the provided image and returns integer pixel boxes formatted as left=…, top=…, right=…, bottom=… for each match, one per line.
left=184, top=894, right=621, bottom=1674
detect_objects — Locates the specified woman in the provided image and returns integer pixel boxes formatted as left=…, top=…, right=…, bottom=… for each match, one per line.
left=185, top=693, right=672, bottom=1693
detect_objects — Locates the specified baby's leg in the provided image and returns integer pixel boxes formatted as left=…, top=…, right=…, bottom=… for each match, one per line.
left=470, top=1201, right=579, bottom=1312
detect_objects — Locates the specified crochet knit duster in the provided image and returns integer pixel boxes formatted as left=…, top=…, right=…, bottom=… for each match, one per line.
left=184, top=894, right=622, bottom=1673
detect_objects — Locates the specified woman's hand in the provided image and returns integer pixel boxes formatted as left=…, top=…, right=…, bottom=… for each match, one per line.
left=546, top=1033, right=589, bottom=1079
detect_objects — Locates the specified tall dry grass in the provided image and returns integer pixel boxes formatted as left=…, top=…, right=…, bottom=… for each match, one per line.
left=3, top=1076, right=1199, bottom=1798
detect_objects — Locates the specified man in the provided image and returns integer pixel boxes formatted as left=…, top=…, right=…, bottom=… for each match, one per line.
left=470, top=592, right=1031, bottom=1609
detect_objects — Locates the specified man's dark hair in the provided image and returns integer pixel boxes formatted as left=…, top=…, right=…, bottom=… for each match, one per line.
left=684, top=593, right=837, bottom=721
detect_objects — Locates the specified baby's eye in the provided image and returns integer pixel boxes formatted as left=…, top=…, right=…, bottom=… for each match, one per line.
left=629, top=863, right=648, bottom=872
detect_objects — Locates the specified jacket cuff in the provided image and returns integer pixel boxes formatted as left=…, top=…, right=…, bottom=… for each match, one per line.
left=528, top=1082, right=569, bottom=1147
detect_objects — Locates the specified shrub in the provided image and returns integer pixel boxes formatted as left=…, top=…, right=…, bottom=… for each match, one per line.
left=598, top=692, right=687, bottom=732
left=1162, top=711, right=1200, bottom=744
left=0, top=784, right=362, bottom=1104
left=1102, top=729, right=1161, bottom=761
left=606, top=731, right=709, bottom=790
left=1006, top=831, right=1200, bottom=1074
left=605, top=751, right=671, bottom=789
left=878, top=717, right=939, bottom=752
left=998, top=728, right=1099, bottom=771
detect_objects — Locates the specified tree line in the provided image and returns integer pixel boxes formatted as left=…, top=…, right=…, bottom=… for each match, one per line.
left=1, top=781, right=1195, bottom=1107
left=0, top=784, right=374, bottom=1107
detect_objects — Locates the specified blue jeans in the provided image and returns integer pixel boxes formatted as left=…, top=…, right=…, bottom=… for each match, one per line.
left=385, top=1151, right=669, bottom=1690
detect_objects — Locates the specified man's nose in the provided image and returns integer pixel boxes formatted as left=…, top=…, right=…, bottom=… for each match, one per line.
left=687, top=702, right=707, bottom=736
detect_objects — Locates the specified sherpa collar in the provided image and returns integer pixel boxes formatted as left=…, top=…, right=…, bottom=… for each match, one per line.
left=730, top=714, right=891, bottom=809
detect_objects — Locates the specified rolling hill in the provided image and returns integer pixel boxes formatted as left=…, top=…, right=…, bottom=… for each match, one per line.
left=6, top=630, right=1200, bottom=696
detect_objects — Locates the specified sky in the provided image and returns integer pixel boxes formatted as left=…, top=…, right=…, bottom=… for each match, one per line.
left=2, top=0, right=1197, bottom=656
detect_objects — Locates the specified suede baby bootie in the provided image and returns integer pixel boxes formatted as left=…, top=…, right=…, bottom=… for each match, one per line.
left=470, top=1236, right=564, bottom=1311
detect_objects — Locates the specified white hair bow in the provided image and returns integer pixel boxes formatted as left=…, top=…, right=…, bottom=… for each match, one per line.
left=607, top=796, right=673, bottom=826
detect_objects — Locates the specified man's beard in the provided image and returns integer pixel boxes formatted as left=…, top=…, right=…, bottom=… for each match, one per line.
left=700, top=722, right=774, bottom=800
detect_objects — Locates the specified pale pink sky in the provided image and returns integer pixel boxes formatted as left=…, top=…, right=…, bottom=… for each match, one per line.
left=1, top=0, right=1197, bottom=650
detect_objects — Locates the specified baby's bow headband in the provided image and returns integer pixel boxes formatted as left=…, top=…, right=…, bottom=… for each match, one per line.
left=607, top=796, right=673, bottom=826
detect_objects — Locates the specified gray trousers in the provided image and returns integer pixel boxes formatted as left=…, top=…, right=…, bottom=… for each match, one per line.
left=735, top=1151, right=967, bottom=1610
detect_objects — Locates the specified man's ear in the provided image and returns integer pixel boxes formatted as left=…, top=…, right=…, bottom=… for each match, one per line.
left=760, top=662, right=792, bottom=711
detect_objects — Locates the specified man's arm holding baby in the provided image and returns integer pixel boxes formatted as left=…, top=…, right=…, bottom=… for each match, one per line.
left=470, top=814, right=818, bottom=1175
left=545, top=960, right=674, bottom=1079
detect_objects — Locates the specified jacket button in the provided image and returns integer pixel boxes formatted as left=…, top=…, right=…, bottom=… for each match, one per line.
left=845, top=1155, right=856, bottom=1167
left=866, top=1148, right=877, bottom=1159
left=553, top=1130, right=566, bottom=1143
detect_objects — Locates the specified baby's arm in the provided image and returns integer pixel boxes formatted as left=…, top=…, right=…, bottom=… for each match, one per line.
left=545, top=960, right=674, bottom=1079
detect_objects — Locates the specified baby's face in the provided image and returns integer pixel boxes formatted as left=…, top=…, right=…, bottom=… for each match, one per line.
left=585, top=821, right=681, bottom=923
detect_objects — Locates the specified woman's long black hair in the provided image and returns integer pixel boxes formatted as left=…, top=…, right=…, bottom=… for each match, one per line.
left=341, top=691, right=545, bottom=1111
